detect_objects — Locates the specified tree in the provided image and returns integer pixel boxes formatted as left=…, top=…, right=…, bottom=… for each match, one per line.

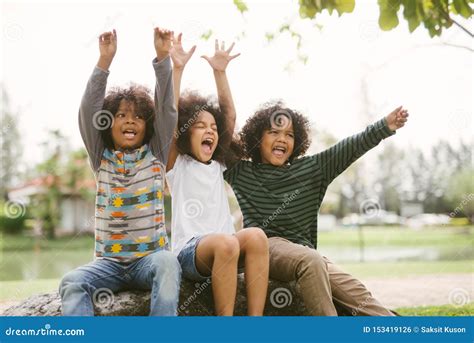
left=235, top=0, right=473, bottom=38
left=0, top=87, right=22, bottom=200
left=30, top=130, right=66, bottom=239
left=446, top=168, right=474, bottom=222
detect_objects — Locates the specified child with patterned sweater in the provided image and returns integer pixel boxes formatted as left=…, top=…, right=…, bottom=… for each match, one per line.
left=59, top=28, right=181, bottom=316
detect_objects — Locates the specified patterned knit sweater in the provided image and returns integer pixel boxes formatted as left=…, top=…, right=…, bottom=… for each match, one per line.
left=78, top=56, right=177, bottom=263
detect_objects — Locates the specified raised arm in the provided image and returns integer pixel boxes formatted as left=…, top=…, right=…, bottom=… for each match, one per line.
left=202, top=40, right=240, bottom=144
left=312, top=106, right=409, bottom=185
left=78, top=30, right=117, bottom=172
left=166, top=33, right=196, bottom=171
left=150, top=27, right=179, bottom=165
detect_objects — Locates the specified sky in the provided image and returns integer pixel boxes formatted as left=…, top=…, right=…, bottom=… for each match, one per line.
left=1, top=0, right=473, bottom=169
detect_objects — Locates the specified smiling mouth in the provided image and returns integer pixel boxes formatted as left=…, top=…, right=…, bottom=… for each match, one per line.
left=201, top=138, right=214, bottom=154
left=272, top=146, right=287, bottom=158
left=123, top=129, right=137, bottom=139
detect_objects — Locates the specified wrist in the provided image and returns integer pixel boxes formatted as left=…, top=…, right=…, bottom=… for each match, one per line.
left=213, top=69, right=226, bottom=75
left=97, top=56, right=113, bottom=70
left=156, top=50, right=169, bottom=61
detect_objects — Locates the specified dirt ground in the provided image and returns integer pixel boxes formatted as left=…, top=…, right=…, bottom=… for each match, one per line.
left=363, top=273, right=473, bottom=309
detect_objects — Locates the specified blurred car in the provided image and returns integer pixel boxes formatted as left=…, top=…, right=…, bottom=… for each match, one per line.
left=406, top=213, right=451, bottom=228
left=341, top=210, right=405, bottom=226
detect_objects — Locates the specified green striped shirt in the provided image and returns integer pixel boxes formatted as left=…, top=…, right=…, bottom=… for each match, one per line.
left=224, top=118, right=394, bottom=248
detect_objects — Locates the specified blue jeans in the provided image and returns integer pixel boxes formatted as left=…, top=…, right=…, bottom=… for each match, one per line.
left=59, top=250, right=181, bottom=316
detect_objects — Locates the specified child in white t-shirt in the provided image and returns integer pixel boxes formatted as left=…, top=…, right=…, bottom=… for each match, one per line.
left=166, top=34, right=269, bottom=316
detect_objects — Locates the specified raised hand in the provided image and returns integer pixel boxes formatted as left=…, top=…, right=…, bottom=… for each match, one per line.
left=154, top=27, right=173, bottom=61
left=97, top=30, right=117, bottom=70
left=385, top=106, right=409, bottom=131
left=201, top=40, right=240, bottom=72
left=170, top=33, right=196, bottom=70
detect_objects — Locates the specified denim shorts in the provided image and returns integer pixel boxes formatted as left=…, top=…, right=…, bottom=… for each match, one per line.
left=177, top=236, right=210, bottom=282
left=177, top=235, right=245, bottom=282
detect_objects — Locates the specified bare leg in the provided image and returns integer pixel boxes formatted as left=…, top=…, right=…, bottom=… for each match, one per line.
left=195, top=233, right=240, bottom=316
left=235, top=227, right=269, bottom=316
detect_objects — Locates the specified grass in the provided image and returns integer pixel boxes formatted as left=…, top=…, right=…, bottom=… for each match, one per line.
left=396, top=303, right=474, bottom=316
left=318, top=226, right=474, bottom=247
left=2, top=226, right=473, bottom=252
left=338, top=260, right=473, bottom=278
left=0, top=232, right=94, bottom=251
left=0, top=279, right=60, bottom=301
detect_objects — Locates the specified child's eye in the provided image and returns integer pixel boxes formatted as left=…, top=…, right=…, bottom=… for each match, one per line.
left=287, top=133, right=294, bottom=138
left=135, top=114, right=144, bottom=119
left=116, top=113, right=125, bottom=118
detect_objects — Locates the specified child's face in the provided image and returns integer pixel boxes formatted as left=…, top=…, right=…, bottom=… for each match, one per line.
left=259, top=123, right=294, bottom=166
left=189, top=111, right=218, bottom=163
left=111, top=100, right=146, bottom=151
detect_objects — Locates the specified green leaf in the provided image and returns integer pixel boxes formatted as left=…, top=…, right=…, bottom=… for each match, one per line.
left=453, top=0, right=473, bottom=18
left=200, top=30, right=213, bottom=41
left=335, top=0, right=355, bottom=16
left=233, top=0, right=248, bottom=14
left=379, top=9, right=400, bottom=30
left=299, top=4, right=318, bottom=18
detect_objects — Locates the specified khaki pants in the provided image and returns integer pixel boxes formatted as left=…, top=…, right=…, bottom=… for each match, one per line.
left=269, top=237, right=395, bottom=316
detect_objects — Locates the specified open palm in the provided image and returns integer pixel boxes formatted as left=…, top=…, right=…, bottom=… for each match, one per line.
left=170, top=33, right=196, bottom=69
left=202, top=40, right=240, bottom=72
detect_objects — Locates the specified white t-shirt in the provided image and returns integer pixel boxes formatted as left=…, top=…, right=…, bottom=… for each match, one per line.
left=166, top=154, right=235, bottom=255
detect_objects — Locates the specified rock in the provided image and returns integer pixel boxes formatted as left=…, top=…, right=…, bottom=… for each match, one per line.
left=3, top=276, right=312, bottom=316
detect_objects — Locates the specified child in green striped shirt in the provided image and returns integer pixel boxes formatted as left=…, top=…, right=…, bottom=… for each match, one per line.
left=224, top=102, right=409, bottom=316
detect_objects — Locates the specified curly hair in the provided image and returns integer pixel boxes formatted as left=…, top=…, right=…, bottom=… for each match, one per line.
left=239, top=100, right=311, bottom=163
left=101, top=84, right=155, bottom=150
left=176, top=91, right=240, bottom=165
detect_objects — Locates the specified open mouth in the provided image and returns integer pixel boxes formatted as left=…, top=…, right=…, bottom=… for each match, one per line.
left=272, top=146, right=287, bottom=158
left=201, top=137, right=215, bottom=155
left=123, top=128, right=137, bottom=140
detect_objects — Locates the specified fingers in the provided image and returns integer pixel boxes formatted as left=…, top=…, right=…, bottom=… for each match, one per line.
left=154, top=27, right=173, bottom=39
left=177, top=32, right=182, bottom=43
left=189, top=45, right=197, bottom=56
left=395, top=108, right=409, bottom=127
left=99, top=30, right=115, bottom=44
left=230, top=53, right=241, bottom=60
left=226, top=42, right=235, bottom=53
left=221, top=41, right=225, bottom=50
left=201, top=55, right=210, bottom=62
left=215, top=39, right=219, bottom=51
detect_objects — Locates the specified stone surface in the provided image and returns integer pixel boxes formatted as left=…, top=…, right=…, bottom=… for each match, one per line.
left=3, top=276, right=313, bottom=316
